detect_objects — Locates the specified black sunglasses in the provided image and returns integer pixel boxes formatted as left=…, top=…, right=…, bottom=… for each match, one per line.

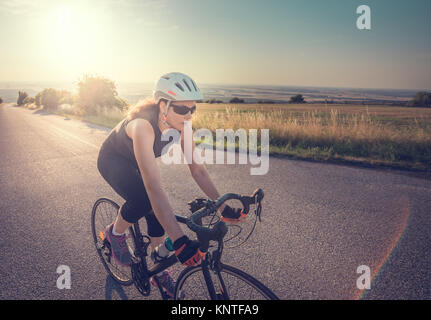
left=170, top=103, right=196, bottom=115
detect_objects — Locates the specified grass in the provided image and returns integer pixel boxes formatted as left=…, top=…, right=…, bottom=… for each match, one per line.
left=193, top=104, right=431, bottom=171
left=21, top=102, right=431, bottom=171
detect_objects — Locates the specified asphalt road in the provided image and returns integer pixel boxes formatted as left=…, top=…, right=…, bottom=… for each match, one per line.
left=1, top=103, right=430, bottom=300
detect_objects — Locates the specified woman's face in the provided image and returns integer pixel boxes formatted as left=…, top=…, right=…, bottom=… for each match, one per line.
left=160, top=100, right=196, bottom=131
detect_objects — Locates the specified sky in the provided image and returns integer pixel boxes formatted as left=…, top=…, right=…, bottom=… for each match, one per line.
left=0, top=0, right=430, bottom=90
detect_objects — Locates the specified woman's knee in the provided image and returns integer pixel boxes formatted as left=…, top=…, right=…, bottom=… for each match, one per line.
left=119, top=201, right=152, bottom=224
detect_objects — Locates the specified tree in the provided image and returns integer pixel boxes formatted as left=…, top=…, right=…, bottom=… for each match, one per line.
left=289, top=94, right=305, bottom=104
left=408, top=92, right=431, bottom=108
left=17, top=91, right=28, bottom=106
left=76, top=74, right=126, bottom=115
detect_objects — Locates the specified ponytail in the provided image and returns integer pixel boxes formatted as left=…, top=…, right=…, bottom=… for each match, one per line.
left=127, top=97, right=159, bottom=120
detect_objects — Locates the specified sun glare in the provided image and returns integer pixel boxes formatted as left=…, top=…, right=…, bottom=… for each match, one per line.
left=56, top=6, right=71, bottom=29
left=49, top=4, right=107, bottom=78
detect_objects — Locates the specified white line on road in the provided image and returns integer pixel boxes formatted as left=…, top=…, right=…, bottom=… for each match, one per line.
left=49, top=124, right=100, bottom=150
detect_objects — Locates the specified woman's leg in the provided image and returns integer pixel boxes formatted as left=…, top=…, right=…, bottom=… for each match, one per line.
left=149, top=236, right=164, bottom=251
left=113, top=208, right=132, bottom=234
left=145, top=210, right=167, bottom=251
left=97, top=150, right=166, bottom=237
left=112, top=212, right=163, bottom=251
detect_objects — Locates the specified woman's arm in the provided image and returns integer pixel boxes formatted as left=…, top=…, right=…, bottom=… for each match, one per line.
left=128, top=119, right=184, bottom=242
left=181, top=136, right=226, bottom=213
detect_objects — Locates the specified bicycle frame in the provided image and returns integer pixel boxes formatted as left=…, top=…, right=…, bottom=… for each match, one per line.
left=129, top=213, right=228, bottom=300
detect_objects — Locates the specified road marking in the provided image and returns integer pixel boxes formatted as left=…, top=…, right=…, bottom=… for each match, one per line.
left=49, top=124, right=100, bottom=150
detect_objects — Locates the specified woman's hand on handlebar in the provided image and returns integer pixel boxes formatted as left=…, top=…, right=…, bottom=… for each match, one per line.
left=173, top=235, right=205, bottom=266
left=220, top=204, right=246, bottom=223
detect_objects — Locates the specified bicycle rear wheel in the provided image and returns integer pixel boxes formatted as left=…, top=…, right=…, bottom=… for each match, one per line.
left=174, top=263, right=278, bottom=300
left=91, top=198, right=134, bottom=286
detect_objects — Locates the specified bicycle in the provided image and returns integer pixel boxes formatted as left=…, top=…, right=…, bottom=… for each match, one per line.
left=91, top=188, right=279, bottom=300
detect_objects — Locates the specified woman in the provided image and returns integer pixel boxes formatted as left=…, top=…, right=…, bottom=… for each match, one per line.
left=97, top=72, right=242, bottom=297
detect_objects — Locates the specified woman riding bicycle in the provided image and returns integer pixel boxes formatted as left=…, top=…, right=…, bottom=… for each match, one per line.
left=96, top=72, right=242, bottom=298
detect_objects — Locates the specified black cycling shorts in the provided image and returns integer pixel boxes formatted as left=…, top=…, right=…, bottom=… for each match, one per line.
left=97, top=146, right=165, bottom=238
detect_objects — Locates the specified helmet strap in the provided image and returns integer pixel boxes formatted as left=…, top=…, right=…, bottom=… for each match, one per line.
left=159, top=100, right=173, bottom=129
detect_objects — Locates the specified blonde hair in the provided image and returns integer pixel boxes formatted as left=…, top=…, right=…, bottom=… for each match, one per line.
left=127, top=96, right=159, bottom=120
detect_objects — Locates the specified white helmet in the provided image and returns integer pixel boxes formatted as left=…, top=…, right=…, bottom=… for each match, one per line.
left=153, top=72, right=203, bottom=104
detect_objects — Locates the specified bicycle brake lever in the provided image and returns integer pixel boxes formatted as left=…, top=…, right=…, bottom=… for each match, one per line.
left=254, top=196, right=262, bottom=222
left=257, top=202, right=262, bottom=222
left=188, top=198, right=207, bottom=213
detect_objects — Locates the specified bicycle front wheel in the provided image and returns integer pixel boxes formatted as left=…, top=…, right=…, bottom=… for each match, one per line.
left=174, top=263, right=278, bottom=300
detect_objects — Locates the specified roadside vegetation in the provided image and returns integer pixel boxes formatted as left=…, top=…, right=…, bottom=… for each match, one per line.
left=194, top=103, right=431, bottom=170
left=15, top=76, right=431, bottom=171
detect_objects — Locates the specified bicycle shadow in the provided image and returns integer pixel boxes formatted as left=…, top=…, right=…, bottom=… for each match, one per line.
left=104, top=275, right=129, bottom=300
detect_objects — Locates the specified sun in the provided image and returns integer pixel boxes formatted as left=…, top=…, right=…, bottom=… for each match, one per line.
left=50, top=4, right=103, bottom=73
left=43, top=3, right=113, bottom=79
left=52, top=5, right=81, bottom=58
left=56, top=6, right=71, bottom=30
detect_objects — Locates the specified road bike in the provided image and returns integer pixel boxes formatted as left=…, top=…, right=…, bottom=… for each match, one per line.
left=91, top=188, right=279, bottom=300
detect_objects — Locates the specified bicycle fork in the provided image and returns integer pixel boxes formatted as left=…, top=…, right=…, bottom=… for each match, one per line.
left=201, top=253, right=229, bottom=300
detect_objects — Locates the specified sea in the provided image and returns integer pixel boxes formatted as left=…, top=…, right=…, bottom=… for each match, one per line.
left=0, top=81, right=422, bottom=105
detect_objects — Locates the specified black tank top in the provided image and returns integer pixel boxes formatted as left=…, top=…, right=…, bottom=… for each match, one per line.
left=100, top=105, right=174, bottom=168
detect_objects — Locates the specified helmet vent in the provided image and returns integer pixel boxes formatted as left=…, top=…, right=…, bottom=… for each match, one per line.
left=183, top=79, right=192, bottom=92
left=175, top=82, right=185, bottom=92
left=190, top=79, right=198, bottom=91
left=162, top=76, right=170, bottom=80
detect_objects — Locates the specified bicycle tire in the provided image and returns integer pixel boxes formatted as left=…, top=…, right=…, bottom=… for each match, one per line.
left=91, top=198, right=134, bottom=286
left=174, top=263, right=279, bottom=300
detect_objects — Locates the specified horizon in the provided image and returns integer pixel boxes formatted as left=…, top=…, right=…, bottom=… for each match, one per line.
left=1, top=0, right=430, bottom=90
left=0, top=79, right=420, bottom=105
left=0, top=79, right=428, bottom=93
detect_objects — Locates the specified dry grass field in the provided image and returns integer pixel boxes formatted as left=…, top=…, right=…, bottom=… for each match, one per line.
left=194, top=103, right=431, bottom=170
left=27, top=102, right=431, bottom=171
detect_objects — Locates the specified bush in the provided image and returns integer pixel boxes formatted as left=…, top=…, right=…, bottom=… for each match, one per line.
left=35, top=92, right=42, bottom=107
left=40, top=88, right=61, bottom=110
left=207, top=98, right=223, bottom=104
left=23, top=96, right=35, bottom=104
left=76, top=74, right=126, bottom=115
left=17, top=91, right=28, bottom=106
left=258, top=100, right=275, bottom=104
left=408, top=92, right=431, bottom=108
left=289, top=94, right=306, bottom=104
left=59, top=90, right=75, bottom=105
left=229, top=97, right=245, bottom=103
